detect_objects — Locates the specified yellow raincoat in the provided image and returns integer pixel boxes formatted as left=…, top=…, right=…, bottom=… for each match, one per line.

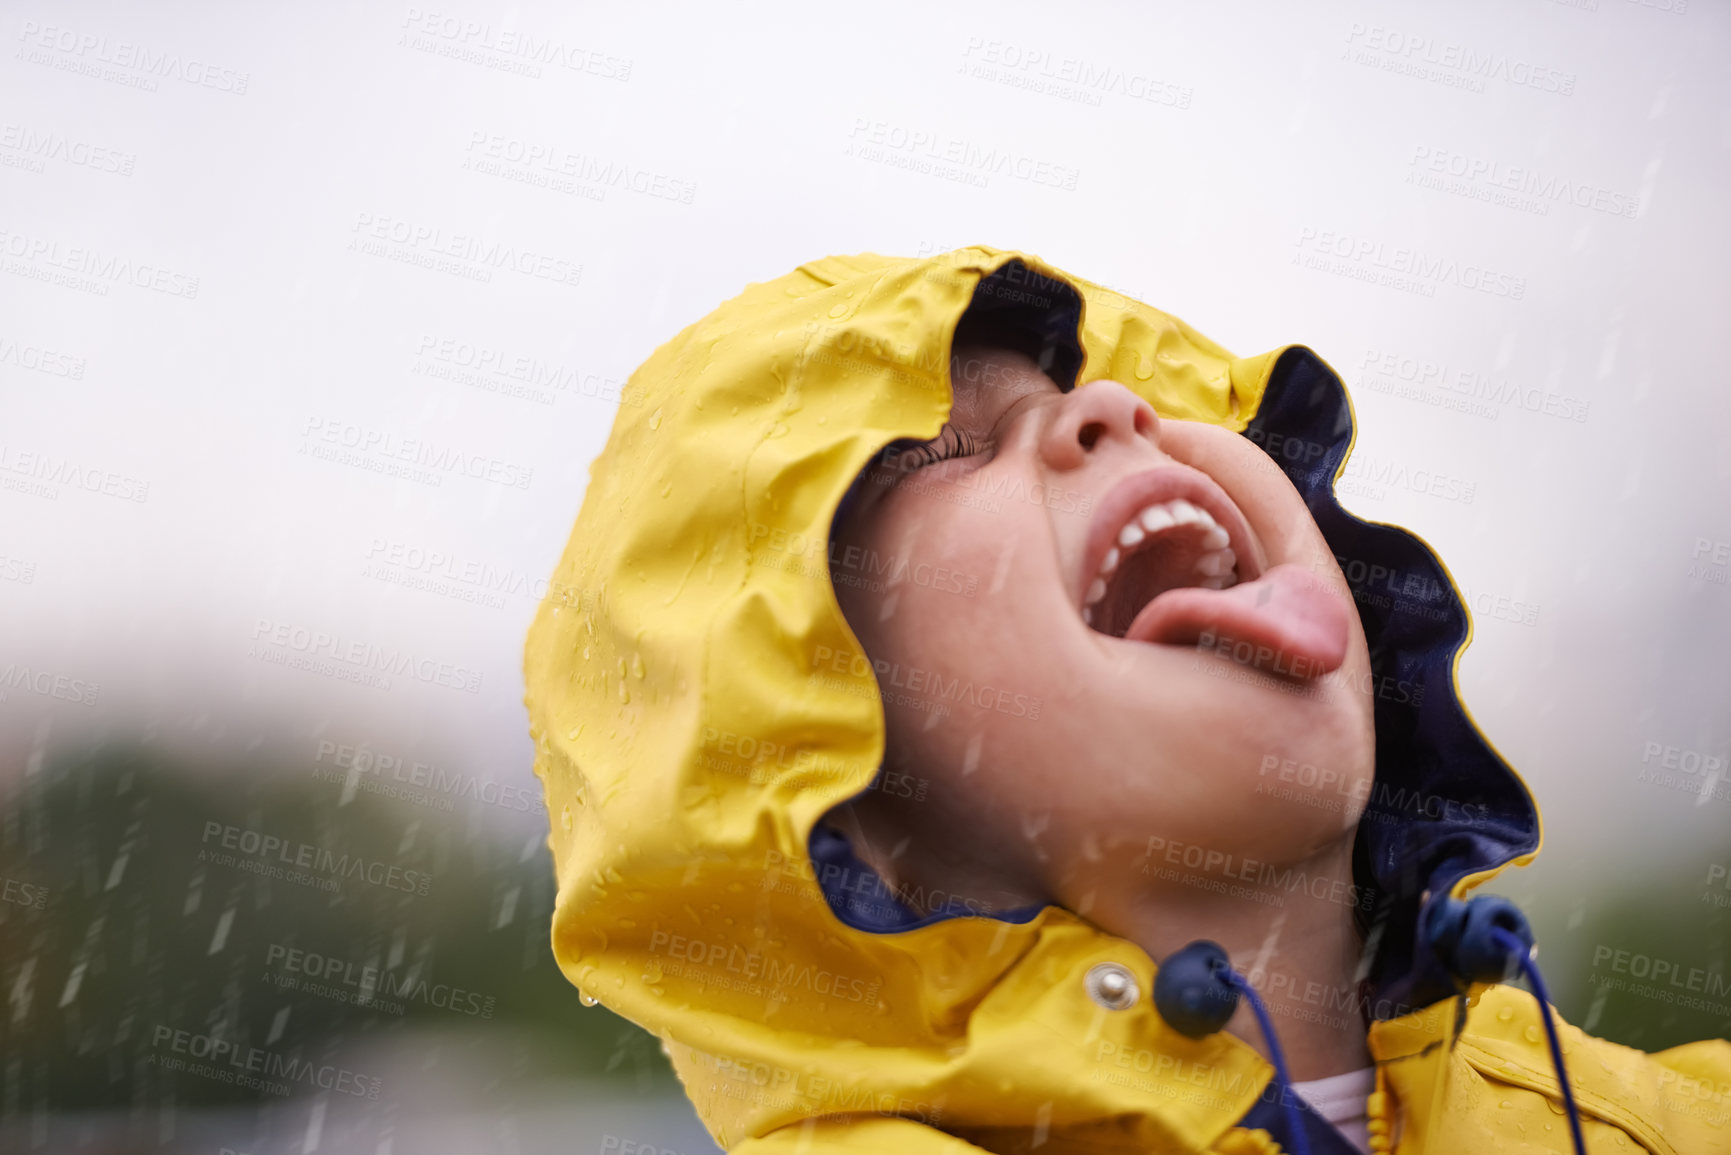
left=523, top=247, right=1731, bottom=1153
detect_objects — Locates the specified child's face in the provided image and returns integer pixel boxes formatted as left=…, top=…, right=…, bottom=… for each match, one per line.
left=829, top=343, right=1376, bottom=904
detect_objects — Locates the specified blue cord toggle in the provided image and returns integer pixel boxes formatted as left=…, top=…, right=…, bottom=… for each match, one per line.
left=1152, top=941, right=1311, bottom=1155
left=1153, top=912, right=1587, bottom=1155
left=1423, top=892, right=1533, bottom=982
left=1151, top=939, right=1239, bottom=1038
left=1425, top=894, right=1587, bottom=1155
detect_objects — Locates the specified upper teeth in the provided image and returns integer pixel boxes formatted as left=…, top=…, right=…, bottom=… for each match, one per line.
left=1081, top=498, right=1238, bottom=624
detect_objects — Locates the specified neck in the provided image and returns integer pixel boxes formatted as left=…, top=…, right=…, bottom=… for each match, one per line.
left=1096, top=837, right=1373, bottom=1081
left=836, top=797, right=1375, bottom=1080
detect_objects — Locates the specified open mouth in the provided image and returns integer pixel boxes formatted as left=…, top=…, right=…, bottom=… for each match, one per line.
left=1078, top=467, right=1262, bottom=639
left=1077, top=467, right=1352, bottom=678
left=1083, top=497, right=1240, bottom=636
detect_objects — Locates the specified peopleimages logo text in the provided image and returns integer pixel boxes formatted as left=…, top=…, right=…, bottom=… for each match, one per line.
left=200, top=821, right=432, bottom=895
left=1295, top=228, right=1525, bottom=300
left=301, top=417, right=534, bottom=490
left=315, top=739, right=546, bottom=815
left=265, top=944, right=496, bottom=1018
left=0, top=227, right=200, bottom=298
left=150, top=1026, right=380, bottom=1097
left=250, top=618, right=483, bottom=694
left=17, top=22, right=251, bottom=93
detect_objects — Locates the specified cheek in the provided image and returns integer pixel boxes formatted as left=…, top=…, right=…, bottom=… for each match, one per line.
left=855, top=510, right=1008, bottom=659
left=869, top=480, right=1046, bottom=601
left=834, top=491, right=1067, bottom=746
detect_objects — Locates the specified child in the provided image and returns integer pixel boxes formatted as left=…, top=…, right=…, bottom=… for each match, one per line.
left=523, top=247, right=1731, bottom=1153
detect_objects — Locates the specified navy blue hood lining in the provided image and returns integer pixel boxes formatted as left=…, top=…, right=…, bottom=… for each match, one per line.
left=1248, top=345, right=1540, bottom=1014
left=807, top=823, right=1048, bottom=932
left=813, top=264, right=1540, bottom=1023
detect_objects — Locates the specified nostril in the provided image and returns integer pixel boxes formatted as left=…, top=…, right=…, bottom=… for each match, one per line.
left=1078, top=421, right=1106, bottom=450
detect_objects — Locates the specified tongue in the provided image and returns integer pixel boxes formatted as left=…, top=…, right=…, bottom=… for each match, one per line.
left=1123, top=563, right=1352, bottom=678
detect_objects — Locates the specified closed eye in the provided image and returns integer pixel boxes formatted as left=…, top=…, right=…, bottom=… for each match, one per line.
left=882, top=423, right=985, bottom=472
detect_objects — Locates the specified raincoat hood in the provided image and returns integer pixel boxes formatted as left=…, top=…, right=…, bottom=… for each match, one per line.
left=524, top=247, right=1730, bottom=1153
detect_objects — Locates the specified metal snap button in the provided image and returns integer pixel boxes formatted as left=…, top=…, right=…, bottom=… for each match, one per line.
left=1085, top=962, right=1140, bottom=1010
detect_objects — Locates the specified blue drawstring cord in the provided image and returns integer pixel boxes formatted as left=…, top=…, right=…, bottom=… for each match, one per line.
left=1152, top=940, right=1311, bottom=1155
left=1155, top=899, right=1590, bottom=1155
left=1490, top=925, right=1588, bottom=1155
left=1425, top=894, right=1589, bottom=1155
left=1219, top=968, right=1313, bottom=1155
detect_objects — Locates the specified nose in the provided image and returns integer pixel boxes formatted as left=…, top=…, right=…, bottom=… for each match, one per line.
left=1038, top=379, right=1161, bottom=473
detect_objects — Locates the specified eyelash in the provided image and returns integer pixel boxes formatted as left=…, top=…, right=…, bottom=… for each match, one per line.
left=890, top=424, right=983, bottom=470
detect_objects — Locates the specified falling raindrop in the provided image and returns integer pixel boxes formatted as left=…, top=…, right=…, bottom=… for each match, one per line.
left=495, top=886, right=520, bottom=929
left=11, top=957, right=35, bottom=1020
left=58, top=961, right=85, bottom=1008
left=961, top=732, right=984, bottom=777
left=266, top=1005, right=290, bottom=1045
left=105, top=842, right=133, bottom=891
left=208, top=907, right=236, bottom=954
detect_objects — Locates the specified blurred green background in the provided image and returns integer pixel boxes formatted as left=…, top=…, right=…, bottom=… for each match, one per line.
left=4, top=743, right=1724, bottom=1131
left=1, top=743, right=714, bottom=1152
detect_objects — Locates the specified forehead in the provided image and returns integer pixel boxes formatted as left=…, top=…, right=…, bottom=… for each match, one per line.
left=946, top=344, right=1062, bottom=427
